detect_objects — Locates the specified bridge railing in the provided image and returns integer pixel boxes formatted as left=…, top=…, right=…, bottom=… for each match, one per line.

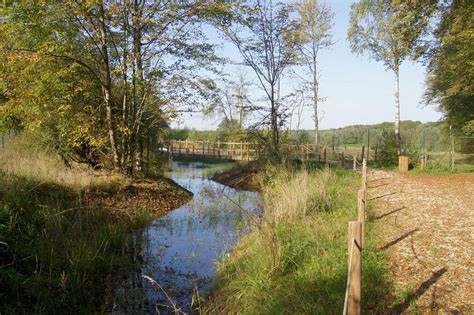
left=158, top=139, right=374, bottom=166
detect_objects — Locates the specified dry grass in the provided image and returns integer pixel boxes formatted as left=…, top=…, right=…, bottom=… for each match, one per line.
left=0, top=135, right=123, bottom=189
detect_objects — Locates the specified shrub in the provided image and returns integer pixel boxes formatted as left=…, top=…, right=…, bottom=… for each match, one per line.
left=377, top=130, right=399, bottom=166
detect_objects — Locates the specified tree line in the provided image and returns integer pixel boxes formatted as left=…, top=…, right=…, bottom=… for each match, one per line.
left=0, top=0, right=472, bottom=170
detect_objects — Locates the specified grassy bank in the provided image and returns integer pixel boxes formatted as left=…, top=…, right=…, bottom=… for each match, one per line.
left=0, top=136, right=191, bottom=313
left=206, top=165, right=390, bottom=314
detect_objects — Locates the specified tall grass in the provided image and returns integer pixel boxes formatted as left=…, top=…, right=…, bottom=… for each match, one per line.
left=0, top=135, right=124, bottom=189
left=0, top=135, right=149, bottom=313
left=206, top=166, right=390, bottom=314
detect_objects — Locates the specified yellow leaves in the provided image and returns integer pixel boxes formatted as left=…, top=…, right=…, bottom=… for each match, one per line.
left=117, top=125, right=131, bottom=136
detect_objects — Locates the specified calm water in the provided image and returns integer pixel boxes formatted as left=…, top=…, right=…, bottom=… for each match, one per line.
left=114, top=161, right=261, bottom=314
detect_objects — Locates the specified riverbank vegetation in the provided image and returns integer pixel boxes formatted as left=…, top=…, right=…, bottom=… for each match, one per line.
left=206, top=165, right=390, bottom=314
left=0, top=135, right=191, bottom=313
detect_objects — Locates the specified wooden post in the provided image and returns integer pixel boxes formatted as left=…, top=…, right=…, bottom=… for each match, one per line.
left=192, top=141, right=195, bottom=157
left=345, top=221, right=362, bottom=315
left=398, top=156, right=409, bottom=172
left=361, top=159, right=367, bottom=191
left=450, top=125, right=455, bottom=172
left=324, top=148, right=327, bottom=163
left=202, top=141, right=205, bottom=156
left=367, top=129, right=370, bottom=163
left=353, top=155, right=357, bottom=171
left=420, top=157, right=426, bottom=170
left=357, top=189, right=366, bottom=246
left=217, top=141, right=221, bottom=159
left=361, top=146, right=365, bottom=162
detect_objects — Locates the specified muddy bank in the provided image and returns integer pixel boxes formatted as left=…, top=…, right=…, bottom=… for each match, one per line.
left=86, top=176, right=193, bottom=220
left=212, top=163, right=262, bottom=191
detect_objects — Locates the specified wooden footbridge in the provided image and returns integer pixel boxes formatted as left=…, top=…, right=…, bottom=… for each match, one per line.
left=158, top=139, right=377, bottom=166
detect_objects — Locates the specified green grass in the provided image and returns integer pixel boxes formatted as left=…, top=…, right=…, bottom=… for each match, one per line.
left=205, top=166, right=391, bottom=314
left=0, top=135, right=184, bottom=313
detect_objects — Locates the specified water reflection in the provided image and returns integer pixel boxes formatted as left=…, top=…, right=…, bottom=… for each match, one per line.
left=115, top=161, right=261, bottom=314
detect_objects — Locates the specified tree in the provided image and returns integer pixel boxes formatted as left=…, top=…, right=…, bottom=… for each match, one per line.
left=425, top=0, right=474, bottom=136
left=204, top=75, right=252, bottom=135
left=348, top=0, right=435, bottom=148
left=1, top=0, right=220, bottom=173
left=294, top=0, right=333, bottom=145
left=213, top=0, right=299, bottom=161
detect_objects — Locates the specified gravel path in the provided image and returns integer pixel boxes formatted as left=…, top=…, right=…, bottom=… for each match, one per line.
left=368, top=169, right=474, bottom=313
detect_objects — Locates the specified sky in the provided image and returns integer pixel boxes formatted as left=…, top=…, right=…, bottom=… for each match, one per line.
left=171, top=0, right=443, bottom=131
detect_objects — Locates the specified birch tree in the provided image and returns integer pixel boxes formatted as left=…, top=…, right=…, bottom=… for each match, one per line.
left=348, top=0, right=434, bottom=147
left=294, top=0, right=333, bottom=146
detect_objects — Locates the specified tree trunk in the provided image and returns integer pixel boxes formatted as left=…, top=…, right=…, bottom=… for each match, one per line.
left=313, top=71, right=319, bottom=145
left=270, top=84, right=280, bottom=162
left=100, top=2, right=120, bottom=170
left=312, top=44, right=319, bottom=146
left=130, top=0, right=144, bottom=173
left=394, top=66, right=401, bottom=148
left=121, top=1, right=130, bottom=168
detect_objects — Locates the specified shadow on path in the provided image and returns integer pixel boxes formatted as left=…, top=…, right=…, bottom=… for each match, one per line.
left=368, top=183, right=390, bottom=189
left=375, top=206, right=406, bottom=220
left=369, top=192, right=397, bottom=201
left=380, top=228, right=419, bottom=251
left=390, top=268, right=448, bottom=313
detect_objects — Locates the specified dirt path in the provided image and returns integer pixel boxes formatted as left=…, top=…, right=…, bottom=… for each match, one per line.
left=368, top=169, right=474, bottom=313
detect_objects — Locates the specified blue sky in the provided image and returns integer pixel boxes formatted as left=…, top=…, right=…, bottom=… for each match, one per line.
left=172, top=0, right=442, bottom=130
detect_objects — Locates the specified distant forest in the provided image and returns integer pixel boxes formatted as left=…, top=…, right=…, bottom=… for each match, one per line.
left=165, top=120, right=472, bottom=153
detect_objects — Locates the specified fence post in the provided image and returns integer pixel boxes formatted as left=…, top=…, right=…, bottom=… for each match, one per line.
left=398, top=156, right=408, bottom=172
left=357, top=189, right=366, bottom=246
left=361, top=159, right=367, bottom=192
left=344, top=221, right=362, bottom=315
left=450, top=125, right=455, bottom=172
left=361, top=146, right=365, bottom=162
left=324, top=148, right=327, bottom=163
left=353, top=155, right=357, bottom=171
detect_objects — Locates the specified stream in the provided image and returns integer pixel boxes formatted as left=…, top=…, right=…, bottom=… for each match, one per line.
left=114, top=161, right=262, bottom=314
